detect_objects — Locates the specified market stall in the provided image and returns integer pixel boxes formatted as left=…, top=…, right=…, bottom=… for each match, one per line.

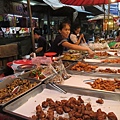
left=0, top=46, right=120, bottom=120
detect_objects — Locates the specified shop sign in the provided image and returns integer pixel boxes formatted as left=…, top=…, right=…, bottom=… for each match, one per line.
left=12, top=2, right=28, bottom=16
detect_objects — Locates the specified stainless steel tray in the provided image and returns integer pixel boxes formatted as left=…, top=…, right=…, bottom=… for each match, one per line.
left=3, top=84, right=120, bottom=119
left=0, top=77, right=40, bottom=107
left=66, top=62, right=120, bottom=78
left=84, top=59, right=120, bottom=67
left=94, top=62, right=120, bottom=67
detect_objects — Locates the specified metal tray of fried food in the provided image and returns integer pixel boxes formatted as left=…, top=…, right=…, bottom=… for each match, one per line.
left=62, top=53, right=83, bottom=62
left=3, top=84, right=120, bottom=120
left=66, top=61, right=98, bottom=75
left=84, top=58, right=120, bottom=67
left=66, top=62, right=120, bottom=78
left=98, top=62, right=120, bottom=67
left=0, top=77, right=40, bottom=107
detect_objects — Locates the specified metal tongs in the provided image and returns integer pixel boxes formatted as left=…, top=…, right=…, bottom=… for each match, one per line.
left=83, top=79, right=96, bottom=83
left=48, top=82, right=67, bottom=94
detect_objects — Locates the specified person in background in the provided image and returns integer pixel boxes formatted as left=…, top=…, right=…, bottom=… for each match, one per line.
left=31, top=28, right=47, bottom=56
left=116, top=30, right=120, bottom=42
left=50, top=20, right=94, bottom=56
left=113, top=30, right=120, bottom=48
left=68, top=23, right=86, bottom=45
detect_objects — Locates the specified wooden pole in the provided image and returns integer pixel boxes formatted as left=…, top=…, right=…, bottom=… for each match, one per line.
left=107, top=1, right=110, bottom=37
left=27, top=0, right=35, bottom=52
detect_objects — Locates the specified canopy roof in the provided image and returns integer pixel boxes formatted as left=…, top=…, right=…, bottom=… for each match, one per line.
left=88, top=13, right=119, bottom=21
left=60, top=0, right=120, bottom=6
left=43, top=0, right=91, bottom=13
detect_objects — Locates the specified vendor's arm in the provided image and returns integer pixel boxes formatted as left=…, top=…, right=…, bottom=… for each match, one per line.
left=62, top=41, right=94, bottom=55
left=35, top=47, right=43, bottom=53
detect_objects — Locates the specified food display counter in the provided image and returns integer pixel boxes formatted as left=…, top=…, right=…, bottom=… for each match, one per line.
left=3, top=84, right=120, bottom=119
left=0, top=48, right=120, bottom=120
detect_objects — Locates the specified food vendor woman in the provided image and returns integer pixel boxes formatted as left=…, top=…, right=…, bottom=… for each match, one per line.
left=50, top=20, right=94, bottom=56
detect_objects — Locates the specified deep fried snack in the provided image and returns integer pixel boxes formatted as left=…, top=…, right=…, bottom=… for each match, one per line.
left=56, top=106, right=64, bottom=115
left=96, top=109, right=107, bottom=120
left=96, top=98, right=104, bottom=104
left=108, top=112, right=118, bottom=120
left=102, top=58, right=120, bottom=63
left=86, top=78, right=120, bottom=91
left=36, top=110, right=46, bottom=119
left=42, top=101, right=49, bottom=108
left=36, top=104, right=42, bottom=111
left=32, top=96, right=118, bottom=120
left=63, top=106, right=71, bottom=113
left=0, top=78, right=38, bottom=104
left=46, top=108, right=54, bottom=120
left=31, top=115, right=38, bottom=120
left=70, top=62, right=98, bottom=72
left=78, top=96, right=84, bottom=103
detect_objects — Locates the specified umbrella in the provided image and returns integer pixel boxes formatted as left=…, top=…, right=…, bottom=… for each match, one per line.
left=43, top=0, right=91, bottom=13
left=88, top=14, right=119, bottom=21
left=60, top=0, right=120, bottom=6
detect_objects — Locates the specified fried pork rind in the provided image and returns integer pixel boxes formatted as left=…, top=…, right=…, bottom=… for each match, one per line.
left=86, top=78, right=120, bottom=91
left=71, top=62, right=98, bottom=72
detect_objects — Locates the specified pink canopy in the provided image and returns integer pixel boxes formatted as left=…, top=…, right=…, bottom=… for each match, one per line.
left=60, top=0, right=120, bottom=6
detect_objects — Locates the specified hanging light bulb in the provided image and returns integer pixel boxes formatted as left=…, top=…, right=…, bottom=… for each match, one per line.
left=111, top=0, right=116, bottom=2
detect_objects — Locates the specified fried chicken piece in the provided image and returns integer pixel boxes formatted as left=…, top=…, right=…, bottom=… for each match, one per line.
left=31, top=115, right=38, bottom=120
left=46, top=109, right=54, bottom=120
left=78, top=96, right=84, bottom=103
left=108, top=112, right=118, bottom=120
left=96, top=98, right=104, bottom=104
left=83, top=115, right=91, bottom=120
left=96, top=109, right=107, bottom=120
left=36, top=104, right=42, bottom=111
left=56, top=106, right=64, bottom=115
left=68, top=110, right=76, bottom=118
left=37, top=110, right=46, bottom=119
left=63, top=106, right=71, bottom=113
left=42, top=101, right=49, bottom=108
left=85, top=103, right=92, bottom=111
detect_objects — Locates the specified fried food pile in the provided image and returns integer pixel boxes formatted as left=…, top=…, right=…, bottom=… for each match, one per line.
left=0, top=78, right=38, bottom=104
left=98, top=68, right=120, bottom=74
left=31, top=96, right=118, bottom=120
left=102, top=58, right=120, bottom=63
left=95, top=52, right=109, bottom=57
left=29, top=67, right=46, bottom=80
left=71, top=62, right=98, bottom=72
left=86, top=78, right=120, bottom=91
left=62, top=53, right=81, bottom=61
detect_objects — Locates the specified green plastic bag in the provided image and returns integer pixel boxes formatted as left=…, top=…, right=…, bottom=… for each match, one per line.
left=108, top=41, right=116, bottom=48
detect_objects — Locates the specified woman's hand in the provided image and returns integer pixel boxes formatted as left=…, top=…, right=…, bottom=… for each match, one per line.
left=80, top=34, right=84, bottom=38
left=87, top=48, right=95, bottom=55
